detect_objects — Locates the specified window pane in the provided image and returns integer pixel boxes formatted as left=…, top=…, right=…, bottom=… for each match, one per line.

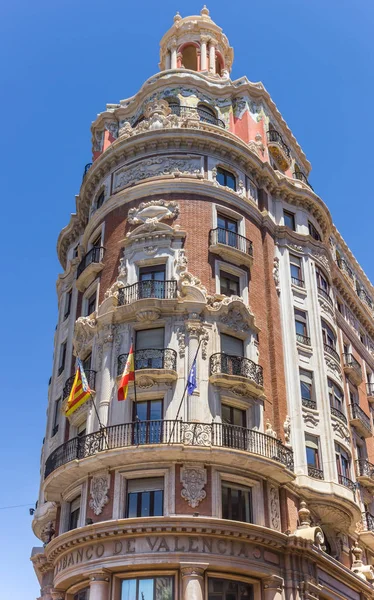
left=122, top=579, right=137, bottom=600
left=306, top=447, right=317, bottom=467
left=136, top=328, right=164, bottom=350
left=300, top=381, right=311, bottom=400
left=208, top=578, right=253, bottom=600
left=153, top=490, right=164, bottom=516
left=221, top=334, right=244, bottom=356
left=284, top=211, right=295, bottom=230
left=139, top=579, right=154, bottom=600
left=127, top=492, right=138, bottom=518
left=140, top=491, right=151, bottom=517
left=155, top=577, right=173, bottom=600
left=137, top=402, right=148, bottom=421
left=150, top=400, right=162, bottom=420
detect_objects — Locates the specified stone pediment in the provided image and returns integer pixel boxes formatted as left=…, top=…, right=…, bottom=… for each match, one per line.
left=206, top=295, right=258, bottom=333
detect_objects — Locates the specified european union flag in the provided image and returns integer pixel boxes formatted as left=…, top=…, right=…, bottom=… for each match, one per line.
left=187, top=359, right=197, bottom=395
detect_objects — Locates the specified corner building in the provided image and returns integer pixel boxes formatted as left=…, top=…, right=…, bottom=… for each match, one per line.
left=31, top=8, right=374, bottom=600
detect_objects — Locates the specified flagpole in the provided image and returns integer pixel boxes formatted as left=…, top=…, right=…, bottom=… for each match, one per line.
left=132, top=336, right=138, bottom=420
left=168, top=338, right=202, bottom=444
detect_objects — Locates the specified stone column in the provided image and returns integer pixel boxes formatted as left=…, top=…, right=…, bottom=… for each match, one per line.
left=200, top=36, right=208, bottom=70
left=171, top=43, right=177, bottom=69
left=181, top=566, right=206, bottom=600
left=209, top=41, right=216, bottom=74
left=262, top=576, right=284, bottom=600
left=186, top=319, right=207, bottom=422
left=165, top=51, right=171, bottom=70
left=89, top=572, right=110, bottom=600
left=98, top=326, right=113, bottom=426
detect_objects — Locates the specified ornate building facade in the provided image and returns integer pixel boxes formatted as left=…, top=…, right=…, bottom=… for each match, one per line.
left=31, top=8, right=374, bottom=600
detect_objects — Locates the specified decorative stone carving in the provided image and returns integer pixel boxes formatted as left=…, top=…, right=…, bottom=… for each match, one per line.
left=73, top=315, right=97, bottom=355
left=318, top=295, right=334, bottom=317
left=176, top=249, right=207, bottom=302
left=220, top=308, right=250, bottom=332
left=186, top=321, right=209, bottom=360
left=40, top=521, right=55, bottom=545
left=331, top=419, right=350, bottom=444
left=265, top=420, right=277, bottom=438
left=350, top=541, right=374, bottom=581
left=273, top=257, right=280, bottom=295
left=89, top=471, right=110, bottom=516
left=113, top=155, right=202, bottom=193
left=309, top=502, right=351, bottom=532
left=136, top=308, right=161, bottom=323
left=302, top=410, right=319, bottom=427
left=180, top=464, right=207, bottom=508
left=128, top=199, right=179, bottom=226
left=104, top=280, right=123, bottom=300
left=283, top=415, right=291, bottom=446
left=312, top=250, right=331, bottom=274
left=268, top=486, right=281, bottom=531
left=176, top=325, right=186, bottom=357
left=137, top=375, right=155, bottom=388
left=248, top=133, right=265, bottom=158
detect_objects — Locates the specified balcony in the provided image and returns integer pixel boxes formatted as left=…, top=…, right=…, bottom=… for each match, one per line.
left=117, top=348, right=177, bottom=384
left=343, top=353, right=362, bottom=385
left=336, top=257, right=354, bottom=284
left=302, top=398, right=317, bottom=410
left=355, top=459, right=374, bottom=488
left=293, top=171, right=314, bottom=191
left=209, top=228, right=253, bottom=268
left=209, top=353, right=264, bottom=397
left=308, top=465, right=324, bottom=480
left=330, top=405, right=347, bottom=425
left=267, top=129, right=291, bottom=170
left=349, top=403, right=372, bottom=438
left=169, top=104, right=225, bottom=128
left=63, top=370, right=96, bottom=400
left=291, top=276, right=305, bottom=288
left=317, top=287, right=333, bottom=307
left=367, top=383, right=374, bottom=404
left=296, top=333, right=311, bottom=346
left=44, top=420, right=293, bottom=480
left=323, top=343, right=340, bottom=364
left=338, top=473, right=356, bottom=493
left=76, top=246, right=105, bottom=292
left=118, top=280, right=177, bottom=305
left=359, top=512, right=374, bottom=551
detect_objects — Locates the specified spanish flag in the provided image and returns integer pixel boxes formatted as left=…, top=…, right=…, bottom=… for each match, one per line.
left=118, top=344, right=135, bottom=401
left=65, top=358, right=93, bottom=416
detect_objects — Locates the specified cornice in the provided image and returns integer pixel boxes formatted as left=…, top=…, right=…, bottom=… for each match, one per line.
left=332, top=224, right=374, bottom=302
left=332, top=263, right=374, bottom=337
left=336, top=311, right=374, bottom=369
left=57, top=126, right=331, bottom=269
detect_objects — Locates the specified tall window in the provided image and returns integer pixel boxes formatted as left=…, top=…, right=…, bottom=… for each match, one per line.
left=222, top=405, right=246, bottom=427
left=283, top=210, right=295, bottom=230
left=294, top=310, right=309, bottom=344
left=222, top=483, right=252, bottom=523
left=300, top=369, right=314, bottom=408
left=58, top=341, right=67, bottom=376
left=220, top=333, right=244, bottom=356
left=220, top=271, right=240, bottom=297
left=328, top=379, right=345, bottom=414
left=139, top=265, right=166, bottom=299
left=308, top=220, right=321, bottom=241
left=216, top=167, right=236, bottom=191
left=208, top=579, right=254, bottom=600
left=217, top=213, right=238, bottom=247
left=64, top=289, right=72, bottom=320
left=321, top=320, right=336, bottom=348
left=52, top=397, right=61, bottom=437
left=134, top=399, right=163, bottom=444
left=126, top=478, right=164, bottom=518
left=96, top=190, right=105, bottom=209
left=91, top=233, right=102, bottom=249
left=86, top=291, right=97, bottom=316
left=135, top=328, right=164, bottom=368
left=221, top=405, right=246, bottom=447
left=68, top=496, right=81, bottom=531
left=305, top=434, right=321, bottom=471
left=121, top=577, right=173, bottom=600
left=335, top=443, right=351, bottom=481
left=316, top=266, right=329, bottom=294
left=290, top=255, right=303, bottom=286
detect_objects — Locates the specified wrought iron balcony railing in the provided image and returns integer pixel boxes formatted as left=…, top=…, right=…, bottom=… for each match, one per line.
left=291, top=276, right=305, bottom=288
left=63, top=370, right=96, bottom=400
left=336, top=258, right=354, bottom=281
left=267, top=129, right=291, bottom=158
left=330, top=405, right=347, bottom=425
left=363, top=511, right=374, bottom=531
left=356, top=459, right=374, bottom=479
left=82, top=162, right=92, bottom=181
left=293, top=171, right=314, bottom=190
left=210, top=228, right=253, bottom=256
left=209, top=353, right=263, bottom=387
left=338, top=473, right=356, bottom=492
left=317, top=287, right=333, bottom=306
left=44, top=420, right=294, bottom=479
left=117, top=348, right=177, bottom=376
left=308, top=465, right=324, bottom=480
left=323, top=343, right=340, bottom=363
left=169, top=104, right=225, bottom=128
left=349, top=403, right=372, bottom=433
left=296, top=333, right=311, bottom=346
left=343, top=353, right=361, bottom=373
left=77, top=247, right=105, bottom=278
left=118, top=280, right=178, bottom=305
left=302, top=398, right=317, bottom=410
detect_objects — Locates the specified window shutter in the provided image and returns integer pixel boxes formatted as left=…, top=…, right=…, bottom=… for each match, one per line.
left=127, top=477, right=164, bottom=493
left=220, top=334, right=244, bottom=356
left=136, top=328, right=165, bottom=350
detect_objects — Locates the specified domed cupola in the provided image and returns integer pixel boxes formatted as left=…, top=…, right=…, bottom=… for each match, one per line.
left=159, top=6, right=234, bottom=78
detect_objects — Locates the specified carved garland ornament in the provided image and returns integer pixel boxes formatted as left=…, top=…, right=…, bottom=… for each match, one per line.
left=89, top=471, right=110, bottom=515
left=127, top=199, right=179, bottom=226
left=180, top=464, right=207, bottom=508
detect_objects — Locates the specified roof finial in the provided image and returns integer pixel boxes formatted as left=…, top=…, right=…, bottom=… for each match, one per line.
left=200, top=5, right=210, bottom=17
left=174, top=11, right=182, bottom=23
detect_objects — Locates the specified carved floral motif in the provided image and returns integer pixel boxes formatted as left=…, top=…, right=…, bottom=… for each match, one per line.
left=89, top=471, right=110, bottom=515
left=180, top=464, right=207, bottom=508
left=128, top=199, right=179, bottom=226
left=269, top=486, right=281, bottom=531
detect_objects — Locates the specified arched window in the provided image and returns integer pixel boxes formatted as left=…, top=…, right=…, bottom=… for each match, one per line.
left=215, top=53, right=223, bottom=76
left=181, top=44, right=198, bottom=70
left=166, top=96, right=180, bottom=116
left=197, top=103, right=217, bottom=125
left=216, top=167, right=236, bottom=191
left=96, top=190, right=105, bottom=210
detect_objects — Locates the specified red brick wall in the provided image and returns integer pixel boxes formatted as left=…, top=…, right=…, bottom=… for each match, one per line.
left=174, top=464, right=212, bottom=516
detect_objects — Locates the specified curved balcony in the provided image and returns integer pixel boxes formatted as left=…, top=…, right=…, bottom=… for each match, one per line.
left=349, top=403, right=372, bottom=438
left=296, top=333, right=311, bottom=346
left=307, top=465, right=324, bottom=480
left=360, top=511, right=374, bottom=550
left=323, top=343, right=340, bottom=364
left=267, top=129, right=291, bottom=170
left=330, top=405, right=347, bottom=425
left=293, top=171, right=313, bottom=190
left=336, top=257, right=354, bottom=284
left=209, top=228, right=253, bottom=267
left=118, top=280, right=177, bottom=306
left=76, top=246, right=105, bottom=292
left=338, top=473, right=356, bottom=493
left=302, top=398, right=317, bottom=410
left=209, top=353, right=264, bottom=397
left=356, top=459, right=374, bottom=488
left=169, top=104, right=225, bottom=128
left=44, top=420, right=294, bottom=481
left=343, top=353, right=362, bottom=385
left=317, top=286, right=333, bottom=307
left=117, top=348, right=177, bottom=384
left=63, top=370, right=96, bottom=400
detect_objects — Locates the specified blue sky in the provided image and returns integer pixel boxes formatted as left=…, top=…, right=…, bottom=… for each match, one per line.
left=0, top=0, right=373, bottom=597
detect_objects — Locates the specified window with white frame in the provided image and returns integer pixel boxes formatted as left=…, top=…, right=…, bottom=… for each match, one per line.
left=96, top=190, right=105, bottom=210
left=299, top=369, right=315, bottom=409
left=220, top=333, right=244, bottom=357
left=316, top=266, right=329, bottom=294
left=294, top=309, right=310, bottom=345
left=85, top=290, right=97, bottom=316
left=328, top=379, right=345, bottom=417
left=321, top=319, right=336, bottom=348
left=58, top=341, right=67, bottom=376
left=63, top=289, right=72, bottom=320
left=125, top=478, right=164, bottom=518
left=216, top=167, right=236, bottom=190
left=68, top=496, right=81, bottom=531
left=335, top=443, right=351, bottom=482
left=283, top=210, right=296, bottom=231
left=135, top=328, right=165, bottom=369
left=219, top=270, right=240, bottom=297
left=290, top=255, right=304, bottom=287
left=305, top=434, right=322, bottom=474
left=51, top=397, right=61, bottom=437
left=221, top=481, right=252, bottom=523
left=308, top=220, right=321, bottom=241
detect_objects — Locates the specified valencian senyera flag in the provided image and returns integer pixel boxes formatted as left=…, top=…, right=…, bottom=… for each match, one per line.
left=65, top=358, right=93, bottom=416
left=118, top=344, right=135, bottom=401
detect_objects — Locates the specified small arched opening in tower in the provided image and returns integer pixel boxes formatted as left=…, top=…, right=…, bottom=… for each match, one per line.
left=215, top=52, right=224, bottom=76
left=197, top=102, right=217, bottom=125
left=166, top=96, right=181, bottom=117
left=180, top=43, right=199, bottom=71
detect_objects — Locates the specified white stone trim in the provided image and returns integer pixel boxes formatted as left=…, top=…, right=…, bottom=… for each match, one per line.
left=211, top=468, right=265, bottom=526
left=214, top=259, right=249, bottom=304
left=112, top=467, right=171, bottom=519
